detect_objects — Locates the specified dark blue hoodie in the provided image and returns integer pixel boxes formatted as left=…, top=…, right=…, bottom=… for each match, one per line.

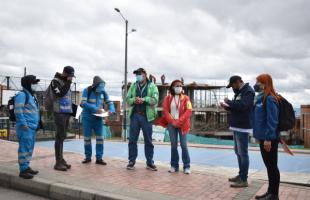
left=226, top=83, right=255, bottom=129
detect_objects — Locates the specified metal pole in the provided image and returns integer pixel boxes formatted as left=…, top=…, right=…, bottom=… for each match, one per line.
left=74, top=82, right=79, bottom=139
left=123, top=20, right=128, bottom=142
left=6, top=76, right=10, bottom=140
left=74, top=82, right=77, bottom=104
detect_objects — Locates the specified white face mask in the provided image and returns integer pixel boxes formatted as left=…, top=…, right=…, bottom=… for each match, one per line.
left=31, top=84, right=38, bottom=92
left=174, top=87, right=182, bottom=94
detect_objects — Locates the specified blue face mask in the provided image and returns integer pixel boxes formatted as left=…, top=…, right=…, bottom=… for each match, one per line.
left=136, top=75, right=144, bottom=82
left=95, top=83, right=105, bottom=93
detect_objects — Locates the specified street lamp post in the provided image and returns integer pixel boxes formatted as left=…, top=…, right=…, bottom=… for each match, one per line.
left=115, top=8, right=136, bottom=141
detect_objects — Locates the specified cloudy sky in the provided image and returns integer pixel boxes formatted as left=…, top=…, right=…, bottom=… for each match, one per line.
left=0, top=0, right=310, bottom=106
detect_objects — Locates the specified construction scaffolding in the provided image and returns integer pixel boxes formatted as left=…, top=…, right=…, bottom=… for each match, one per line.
left=124, top=79, right=230, bottom=138
left=158, top=82, right=230, bottom=137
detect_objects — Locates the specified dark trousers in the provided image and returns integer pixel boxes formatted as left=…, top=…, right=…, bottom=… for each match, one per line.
left=54, top=113, right=71, bottom=161
left=260, top=140, right=280, bottom=195
left=128, top=113, right=154, bottom=165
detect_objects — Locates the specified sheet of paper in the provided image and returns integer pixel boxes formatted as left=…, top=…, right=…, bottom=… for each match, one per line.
left=75, top=106, right=83, bottom=119
left=93, top=112, right=109, bottom=118
left=93, top=109, right=109, bottom=118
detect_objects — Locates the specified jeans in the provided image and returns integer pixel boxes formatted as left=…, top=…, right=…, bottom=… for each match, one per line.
left=128, top=113, right=154, bottom=165
left=167, top=124, right=190, bottom=170
left=54, top=113, right=71, bottom=161
left=233, top=131, right=249, bottom=181
left=260, top=140, right=280, bottom=195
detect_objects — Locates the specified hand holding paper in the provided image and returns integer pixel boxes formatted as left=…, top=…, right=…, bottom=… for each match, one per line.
left=220, top=102, right=230, bottom=108
left=93, top=109, right=109, bottom=118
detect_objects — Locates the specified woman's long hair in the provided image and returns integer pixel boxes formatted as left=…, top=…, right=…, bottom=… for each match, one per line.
left=256, top=74, right=281, bottom=103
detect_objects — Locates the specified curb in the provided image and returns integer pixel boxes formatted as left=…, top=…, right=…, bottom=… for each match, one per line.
left=0, top=170, right=137, bottom=200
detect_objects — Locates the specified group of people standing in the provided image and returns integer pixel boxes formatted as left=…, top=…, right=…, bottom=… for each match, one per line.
left=14, top=66, right=116, bottom=175
left=14, top=66, right=281, bottom=200
left=222, top=75, right=281, bottom=200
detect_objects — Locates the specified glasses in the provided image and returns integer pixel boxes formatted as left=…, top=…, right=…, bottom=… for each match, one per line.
left=174, top=85, right=182, bottom=87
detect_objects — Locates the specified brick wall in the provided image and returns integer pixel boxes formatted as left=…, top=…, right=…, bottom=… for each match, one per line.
left=301, top=105, right=310, bottom=148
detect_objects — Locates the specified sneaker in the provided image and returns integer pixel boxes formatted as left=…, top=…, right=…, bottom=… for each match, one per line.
left=82, top=158, right=92, bottom=164
left=146, top=164, right=158, bottom=171
left=19, top=171, right=34, bottom=179
left=54, top=162, right=67, bottom=171
left=61, top=159, right=71, bottom=169
left=126, top=161, right=135, bottom=170
left=25, top=167, right=39, bottom=175
left=168, top=167, right=178, bottom=173
left=228, top=175, right=240, bottom=182
left=184, top=168, right=191, bottom=175
left=255, top=192, right=269, bottom=199
left=230, top=179, right=248, bottom=188
left=96, top=159, right=107, bottom=165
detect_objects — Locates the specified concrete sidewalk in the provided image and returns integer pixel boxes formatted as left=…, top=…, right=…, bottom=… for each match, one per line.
left=0, top=140, right=310, bottom=200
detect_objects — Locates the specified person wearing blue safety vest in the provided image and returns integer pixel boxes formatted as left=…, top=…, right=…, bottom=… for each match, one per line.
left=50, top=66, right=75, bottom=171
left=15, top=75, right=41, bottom=179
left=80, top=76, right=115, bottom=165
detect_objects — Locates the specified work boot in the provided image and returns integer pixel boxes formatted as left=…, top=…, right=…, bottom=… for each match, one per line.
left=61, top=159, right=71, bottom=169
left=25, top=167, right=39, bottom=175
left=54, top=161, right=67, bottom=171
left=230, top=179, right=248, bottom=188
left=96, top=159, right=107, bottom=165
left=228, top=175, right=240, bottom=182
left=82, top=158, right=92, bottom=164
left=19, top=170, right=34, bottom=179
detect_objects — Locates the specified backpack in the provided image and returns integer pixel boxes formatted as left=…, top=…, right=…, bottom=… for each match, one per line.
left=277, top=95, right=296, bottom=131
left=8, top=90, right=29, bottom=121
left=264, top=95, right=296, bottom=132
left=44, top=82, right=56, bottom=111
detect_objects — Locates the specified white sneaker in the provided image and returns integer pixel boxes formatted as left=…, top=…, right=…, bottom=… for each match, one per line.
left=184, top=168, right=191, bottom=175
left=168, top=167, right=178, bottom=173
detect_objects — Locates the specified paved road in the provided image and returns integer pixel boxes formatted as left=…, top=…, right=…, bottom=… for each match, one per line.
left=37, top=139, right=310, bottom=173
left=0, top=187, right=49, bottom=200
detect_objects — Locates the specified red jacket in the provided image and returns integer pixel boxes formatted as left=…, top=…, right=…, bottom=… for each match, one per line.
left=155, top=94, right=192, bottom=134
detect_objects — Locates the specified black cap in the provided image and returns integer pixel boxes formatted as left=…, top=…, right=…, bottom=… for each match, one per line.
left=226, top=75, right=242, bottom=88
left=133, top=68, right=146, bottom=74
left=22, top=75, right=40, bottom=84
left=63, top=66, right=75, bottom=77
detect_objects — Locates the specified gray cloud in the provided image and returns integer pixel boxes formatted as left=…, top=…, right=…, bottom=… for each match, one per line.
left=0, top=0, right=309, bottom=105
